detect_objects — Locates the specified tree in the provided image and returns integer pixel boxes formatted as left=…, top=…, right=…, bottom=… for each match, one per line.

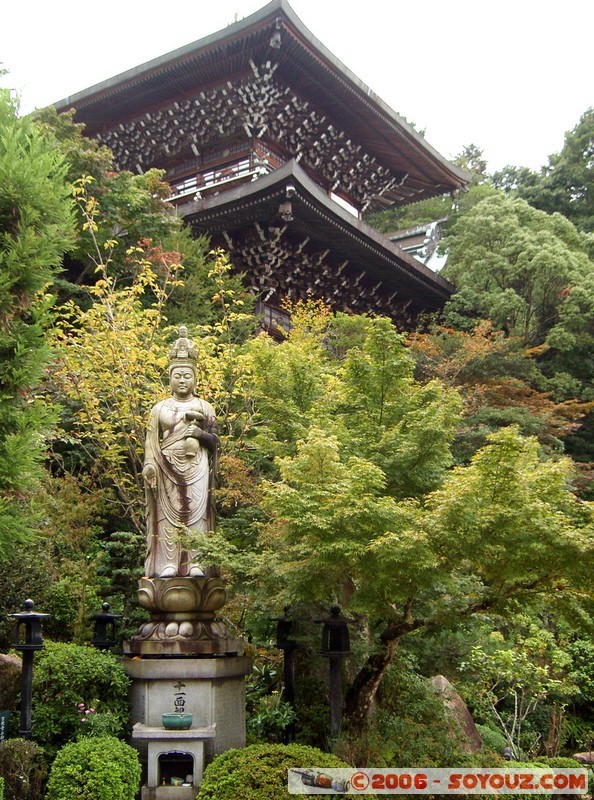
left=461, top=645, right=562, bottom=758
left=408, top=322, right=593, bottom=461
left=50, top=225, right=179, bottom=531
left=0, top=90, right=75, bottom=554
left=32, top=107, right=179, bottom=289
left=453, top=144, right=488, bottom=183
left=187, top=308, right=592, bottom=733
left=237, top=310, right=593, bottom=729
left=365, top=144, right=489, bottom=235
left=442, top=193, right=594, bottom=345
left=50, top=177, right=252, bottom=532
left=494, top=109, right=594, bottom=234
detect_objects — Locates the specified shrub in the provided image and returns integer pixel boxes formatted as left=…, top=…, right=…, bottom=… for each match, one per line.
left=247, top=692, right=297, bottom=744
left=32, top=641, right=130, bottom=756
left=476, top=723, right=508, bottom=755
left=75, top=702, right=123, bottom=739
left=45, top=736, right=140, bottom=800
left=0, top=775, right=3, bottom=800
left=0, top=656, right=20, bottom=716
left=500, top=760, right=594, bottom=798
left=533, top=758, right=594, bottom=794
left=197, top=743, right=353, bottom=800
left=0, top=738, right=47, bottom=800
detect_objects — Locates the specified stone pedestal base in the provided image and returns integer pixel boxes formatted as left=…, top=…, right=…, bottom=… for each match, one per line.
left=133, top=724, right=215, bottom=797
left=125, top=575, right=251, bottom=793
left=125, top=655, right=252, bottom=790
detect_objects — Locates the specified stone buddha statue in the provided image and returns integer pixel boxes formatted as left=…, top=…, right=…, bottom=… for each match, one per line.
left=142, top=326, right=219, bottom=579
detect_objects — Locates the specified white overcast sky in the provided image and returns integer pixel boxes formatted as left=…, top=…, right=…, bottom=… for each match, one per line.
left=1, top=0, right=592, bottom=173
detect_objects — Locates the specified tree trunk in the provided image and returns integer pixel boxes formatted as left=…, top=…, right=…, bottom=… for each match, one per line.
left=344, top=637, right=398, bottom=736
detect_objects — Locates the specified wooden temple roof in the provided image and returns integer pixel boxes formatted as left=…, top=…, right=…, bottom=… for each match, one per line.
left=54, top=0, right=468, bottom=208
left=178, top=160, right=453, bottom=320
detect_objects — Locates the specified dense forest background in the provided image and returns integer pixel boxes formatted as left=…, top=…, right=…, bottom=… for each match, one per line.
left=1, top=86, right=593, bottom=770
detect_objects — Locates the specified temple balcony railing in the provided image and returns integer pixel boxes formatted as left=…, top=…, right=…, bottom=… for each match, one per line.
left=168, top=155, right=275, bottom=206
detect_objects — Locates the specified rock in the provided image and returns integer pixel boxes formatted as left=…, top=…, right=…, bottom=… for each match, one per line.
left=431, top=675, right=483, bottom=753
left=572, top=751, right=594, bottom=765
left=0, top=653, right=21, bottom=712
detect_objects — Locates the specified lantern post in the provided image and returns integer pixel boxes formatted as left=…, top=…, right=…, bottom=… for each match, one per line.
left=316, top=605, right=351, bottom=739
left=10, top=599, right=49, bottom=740
left=271, top=605, right=298, bottom=741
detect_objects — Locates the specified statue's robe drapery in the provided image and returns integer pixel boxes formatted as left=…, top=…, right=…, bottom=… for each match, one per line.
left=144, top=396, right=218, bottom=577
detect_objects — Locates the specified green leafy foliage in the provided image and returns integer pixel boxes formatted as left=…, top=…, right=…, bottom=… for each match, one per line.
left=442, top=193, right=593, bottom=345
left=337, top=654, right=477, bottom=768
left=31, top=642, right=130, bottom=757
left=75, top=702, right=123, bottom=739
left=0, top=543, right=56, bottom=650
left=247, top=692, right=297, bottom=744
left=186, top=301, right=594, bottom=733
left=96, top=530, right=146, bottom=641
left=460, top=645, right=562, bottom=758
left=50, top=197, right=181, bottom=531
left=408, top=321, right=592, bottom=462
left=476, top=723, right=508, bottom=754
left=32, top=107, right=176, bottom=288
left=197, top=744, right=354, bottom=800
left=45, top=736, right=140, bottom=800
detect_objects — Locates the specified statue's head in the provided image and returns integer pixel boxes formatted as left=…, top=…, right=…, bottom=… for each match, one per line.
left=168, top=326, right=198, bottom=392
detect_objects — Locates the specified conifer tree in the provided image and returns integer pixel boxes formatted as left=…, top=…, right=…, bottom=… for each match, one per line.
left=0, top=91, right=75, bottom=553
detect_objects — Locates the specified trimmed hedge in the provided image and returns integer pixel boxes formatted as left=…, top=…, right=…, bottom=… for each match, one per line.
left=45, top=736, right=140, bottom=800
left=197, top=743, right=355, bottom=800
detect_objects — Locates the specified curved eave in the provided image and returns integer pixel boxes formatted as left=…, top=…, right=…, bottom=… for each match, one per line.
left=53, top=0, right=469, bottom=198
left=273, top=1, right=469, bottom=192
left=179, top=159, right=454, bottom=306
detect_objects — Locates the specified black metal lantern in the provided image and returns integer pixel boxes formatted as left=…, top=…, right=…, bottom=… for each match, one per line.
left=9, top=599, right=49, bottom=739
left=91, top=602, right=122, bottom=650
left=270, top=606, right=297, bottom=743
left=318, top=605, right=351, bottom=657
left=270, top=606, right=298, bottom=740
left=271, top=605, right=296, bottom=651
left=11, top=599, right=48, bottom=651
left=315, top=605, right=352, bottom=739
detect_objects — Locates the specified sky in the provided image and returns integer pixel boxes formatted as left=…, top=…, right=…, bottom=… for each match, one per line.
left=1, top=0, right=592, bottom=174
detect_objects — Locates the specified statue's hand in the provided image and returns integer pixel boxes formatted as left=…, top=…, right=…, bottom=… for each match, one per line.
left=187, top=424, right=202, bottom=440
left=143, top=464, right=157, bottom=490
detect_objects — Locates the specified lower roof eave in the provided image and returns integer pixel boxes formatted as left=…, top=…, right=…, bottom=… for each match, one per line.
left=177, top=159, right=454, bottom=304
